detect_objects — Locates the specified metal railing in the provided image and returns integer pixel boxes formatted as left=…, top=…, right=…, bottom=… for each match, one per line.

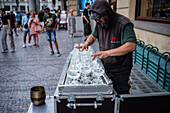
left=133, top=39, right=170, bottom=91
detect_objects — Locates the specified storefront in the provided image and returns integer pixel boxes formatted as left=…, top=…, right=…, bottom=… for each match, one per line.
left=117, top=0, right=170, bottom=52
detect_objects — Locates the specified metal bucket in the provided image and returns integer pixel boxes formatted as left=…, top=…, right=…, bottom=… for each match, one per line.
left=30, top=86, right=46, bottom=106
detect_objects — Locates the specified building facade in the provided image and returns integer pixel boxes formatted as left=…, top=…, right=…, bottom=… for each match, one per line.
left=0, top=0, right=67, bottom=13
left=116, top=0, right=170, bottom=53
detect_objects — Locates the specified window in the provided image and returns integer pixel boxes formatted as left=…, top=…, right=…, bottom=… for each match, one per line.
left=136, top=0, right=170, bottom=24
left=20, top=6, right=25, bottom=11
left=4, top=6, right=10, bottom=11
left=12, top=6, right=17, bottom=11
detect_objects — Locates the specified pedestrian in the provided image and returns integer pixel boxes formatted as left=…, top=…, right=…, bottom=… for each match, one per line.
left=38, top=10, right=45, bottom=32
left=57, top=9, right=61, bottom=30
left=22, top=12, right=32, bottom=48
left=28, top=11, right=40, bottom=47
left=75, top=0, right=137, bottom=94
left=83, top=2, right=91, bottom=41
left=67, top=9, right=76, bottom=38
left=15, top=11, right=22, bottom=31
left=9, top=11, right=18, bottom=36
left=0, top=8, right=15, bottom=53
left=43, top=8, right=60, bottom=57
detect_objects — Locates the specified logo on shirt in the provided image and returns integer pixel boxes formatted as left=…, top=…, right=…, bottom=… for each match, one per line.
left=111, top=37, right=120, bottom=44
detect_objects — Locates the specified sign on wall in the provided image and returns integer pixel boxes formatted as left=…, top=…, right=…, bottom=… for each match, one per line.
left=81, top=0, right=95, bottom=9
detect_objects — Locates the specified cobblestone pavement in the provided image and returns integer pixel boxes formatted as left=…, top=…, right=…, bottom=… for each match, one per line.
left=0, top=30, right=164, bottom=113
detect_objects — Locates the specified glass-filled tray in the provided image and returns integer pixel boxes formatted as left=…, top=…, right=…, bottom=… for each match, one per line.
left=57, top=43, right=114, bottom=95
left=65, top=43, right=106, bottom=85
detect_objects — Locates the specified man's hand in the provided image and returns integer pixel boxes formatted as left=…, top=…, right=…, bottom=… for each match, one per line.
left=91, top=51, right=110, bottom=61
left=53, top=28, right=56, bottom=30
left=74, top=44, right=88, bottom=52
left=9, top=31, right=12, bottom=36
left=44, top=26, right=47, bottom=30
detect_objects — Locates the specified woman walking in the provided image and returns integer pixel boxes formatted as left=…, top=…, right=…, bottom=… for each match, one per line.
left=28, top=12, right=40, bottom=47
left=67, top=9, right=76, bottom=38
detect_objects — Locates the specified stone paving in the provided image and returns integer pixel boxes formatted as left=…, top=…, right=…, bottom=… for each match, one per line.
left=0, top=30, right=164, bottom=113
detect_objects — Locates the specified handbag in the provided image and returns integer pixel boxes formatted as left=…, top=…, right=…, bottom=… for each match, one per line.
left=24, top=23, right=28, bottom=29
left=35, top=25, right=42, bottom=32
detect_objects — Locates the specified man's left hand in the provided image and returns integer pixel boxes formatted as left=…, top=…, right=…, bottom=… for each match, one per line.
left=91, top=51, right=110, bottom=61
left=53, top=28, right=56, bottom=30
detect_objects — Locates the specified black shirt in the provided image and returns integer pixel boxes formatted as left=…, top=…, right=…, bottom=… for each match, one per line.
left=1, top=15, right=10, bottom=25
left=83, top=8, right=90, bottom=24
left=38, top=12, right=44, bottom=22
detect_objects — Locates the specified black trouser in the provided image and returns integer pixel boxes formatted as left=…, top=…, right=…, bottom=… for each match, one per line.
left=107, top=67, right=132, bottom=94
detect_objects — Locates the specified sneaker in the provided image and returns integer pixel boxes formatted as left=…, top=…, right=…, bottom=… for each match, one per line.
left=23, top=44, right=26, bottom=48
left=28, top=43, right=32, bottom=47
left=11, top=49, right=15, bottom=53
left=57, top=53, right=61, bottom=57
left=1, top=49, right=8, bottom=53
left=50, top=51, right=54, bottom=56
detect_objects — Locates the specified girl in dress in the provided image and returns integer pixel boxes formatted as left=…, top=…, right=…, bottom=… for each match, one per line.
left=28, top=11, right=40, bottom=47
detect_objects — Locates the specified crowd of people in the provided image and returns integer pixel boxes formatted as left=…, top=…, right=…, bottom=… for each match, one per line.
left=0, top=8, right=62, bottom=57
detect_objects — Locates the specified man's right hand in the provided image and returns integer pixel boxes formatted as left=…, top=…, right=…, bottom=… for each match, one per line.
left=74, top=44, right=88, bottom=52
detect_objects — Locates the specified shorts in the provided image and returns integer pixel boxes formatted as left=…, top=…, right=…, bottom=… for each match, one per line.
left=57, top=18, right=60, bottom=23
left=46, top=29, right=56, bottom=41
left=84, top=24, right=91, bottom=36
left=24, top=30, right=31, bottom=37
left=40, top=22, right=44, bottom=26
left=17, top=21, right=21, bottom=25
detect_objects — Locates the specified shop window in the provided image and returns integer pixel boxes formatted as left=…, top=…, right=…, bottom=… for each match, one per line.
left=136, top=0, right=170, bottom=24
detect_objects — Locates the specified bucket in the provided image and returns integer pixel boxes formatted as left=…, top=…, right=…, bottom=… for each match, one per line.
left=30, top=86, right=46, bottom=106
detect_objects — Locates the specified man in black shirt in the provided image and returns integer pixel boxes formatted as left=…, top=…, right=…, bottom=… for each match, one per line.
left=38, top=10, right=45, bottom=32
left=0, top=8, right=15, bottom=53
left=83, top=3, right=91, bottom=41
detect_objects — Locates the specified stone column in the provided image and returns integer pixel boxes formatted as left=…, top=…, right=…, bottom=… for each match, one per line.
left=35, top=0, right=40, bottom=13
left=29, top=0, right=35, bottom=12
left=29, top=0, right=40, bottom=13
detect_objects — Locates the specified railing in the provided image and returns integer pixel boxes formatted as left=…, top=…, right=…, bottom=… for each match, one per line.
left=133, top=39, right=170, bottom=91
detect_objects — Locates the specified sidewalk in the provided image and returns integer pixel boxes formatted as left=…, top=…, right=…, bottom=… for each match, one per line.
left=0, top=30, right=164, bottom=113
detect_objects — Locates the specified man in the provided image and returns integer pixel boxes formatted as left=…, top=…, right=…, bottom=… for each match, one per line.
left=75, top=0, right=136, bottom=94
left=9, top=11, right=18, bottom=36
left=83, top=2, right=91, bottom=41
left=16, top=11, right=22, bottom=31
left=22, top=12, right=32, bottom=48
left=56, top=9, right=61, bottom=30
left=43, top=8, right=60, bottom=57
left=38, top=10, right=44, bottom=32
left=0, top=8, right=15, bottom=53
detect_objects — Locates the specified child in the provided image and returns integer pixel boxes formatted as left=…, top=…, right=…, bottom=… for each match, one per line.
left=67, top=9, right=76, bottom=38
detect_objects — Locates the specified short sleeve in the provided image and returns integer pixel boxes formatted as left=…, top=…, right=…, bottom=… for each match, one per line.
left=83, top=9, right=87, bottom=16
left=6, top=15, right=10, bottom=20
left=121, top=24, right=137, bottom=45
